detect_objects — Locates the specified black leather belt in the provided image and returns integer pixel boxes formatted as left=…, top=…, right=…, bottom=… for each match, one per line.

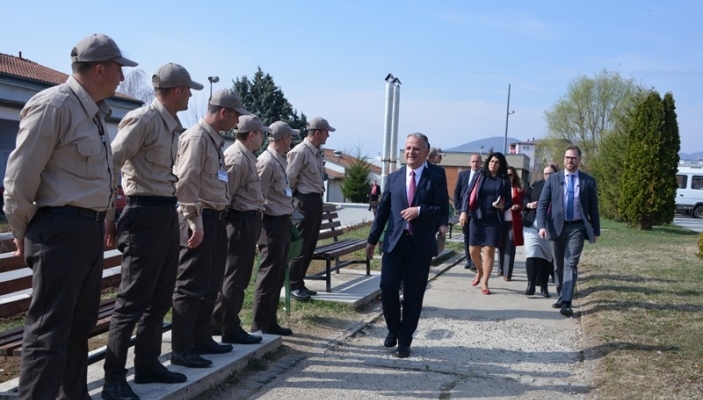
left=263, top=214, right=291, bottom=221
left=295, top=191, right=323, bottom=198
left=40, top=206, right=106, bottom=222
left=127, top=196, right=177, bottom=206
left=564, top=219, right=583, bottom=225
left=230, top=210, right=262, bottom=218
left=202, top=208, right=228, bottom=220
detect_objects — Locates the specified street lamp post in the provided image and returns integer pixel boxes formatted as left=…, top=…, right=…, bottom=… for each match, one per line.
left=208, top=76, right=220, bottom=101
left=503, top=83, right=515, bottom=154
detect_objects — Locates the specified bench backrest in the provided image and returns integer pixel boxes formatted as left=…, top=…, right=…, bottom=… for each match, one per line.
left=317, top=204, right=343, bottom=242
left=0, top=248, right=122, bottom=318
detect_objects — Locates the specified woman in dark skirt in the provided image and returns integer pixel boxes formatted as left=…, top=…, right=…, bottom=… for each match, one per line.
left=458, top=152, right=512, bottom=295
left=522, top=163, right=559, bottom=297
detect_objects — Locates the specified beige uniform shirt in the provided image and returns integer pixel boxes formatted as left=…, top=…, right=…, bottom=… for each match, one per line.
left=3, top=76, right=114, bottom=239
left=257, top=148, right=294, bottom=216
left=174, top=119, right=229, bottom=231
left=223, top=140, right=265, bottom=212
left=111, top=98, right=181, bottom=200
left=286, top=138, right=324, bottom=195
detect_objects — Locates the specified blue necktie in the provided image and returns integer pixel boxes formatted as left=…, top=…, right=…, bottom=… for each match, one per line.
left=566, top=174, right=575, bottom=221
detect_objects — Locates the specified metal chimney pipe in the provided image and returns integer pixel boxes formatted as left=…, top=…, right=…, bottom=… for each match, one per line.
left=381, top=74, right=395, bottom=192
left=389, top=78, right=401, bottom=172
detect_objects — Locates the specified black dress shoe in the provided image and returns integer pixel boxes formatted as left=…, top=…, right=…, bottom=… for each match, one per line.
left=171, top=350, right=212, bottom=368
left=134, top=364, right=186, bottom=384
left=552, top=301, right=563, bottom=309
left=541, top=289, right=551, bottom=298
left=301, top=286, right=317, bottom=296
left=524, top=283, right=536, bottom=296
left=194, top=338, right=234, bottom=354
left=560, top=304, right=574, bottom=317
left=263, top=324, right=293, bottom=336
left=102, top=380, right=140, bottom=400
left=384, top=332, right=398, bottom=348
left=222, top=330, right=263, bottom=344
left=290, top=289, right=311, bottom=301
left=395, top=345, right=411, bottom=358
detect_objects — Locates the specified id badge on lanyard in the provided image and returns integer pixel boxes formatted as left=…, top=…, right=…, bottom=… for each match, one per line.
left=218, top=169, right=227, bottom=182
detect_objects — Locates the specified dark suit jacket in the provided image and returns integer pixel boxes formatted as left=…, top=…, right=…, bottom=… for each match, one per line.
left=454, top=170, right=470, bottom=213
left=522, top=179, right=546, bottom=228
left=368, top=166, right=448, bottom=258
left=460, top=172, right=512, bottom=223
left=426, top=162, right=449, bottom=227
left=537, top=170, right=600, bottom=242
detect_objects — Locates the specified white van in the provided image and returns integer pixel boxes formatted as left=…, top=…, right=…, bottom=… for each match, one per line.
left=676, top=164, right=703, bottom=218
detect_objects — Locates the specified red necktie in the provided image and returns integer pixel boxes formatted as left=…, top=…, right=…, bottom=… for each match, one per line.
left=408, top=170, right=416, bottom=234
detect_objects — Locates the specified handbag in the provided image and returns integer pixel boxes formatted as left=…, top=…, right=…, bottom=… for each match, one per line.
left=468, top=172, right=482, bottom=212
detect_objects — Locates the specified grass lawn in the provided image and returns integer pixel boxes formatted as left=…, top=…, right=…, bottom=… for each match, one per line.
left=579, top=219, right=703, bottom=398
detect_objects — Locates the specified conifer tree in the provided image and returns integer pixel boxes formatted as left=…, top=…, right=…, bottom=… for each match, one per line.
left=618, top=91, right=680, bottom=229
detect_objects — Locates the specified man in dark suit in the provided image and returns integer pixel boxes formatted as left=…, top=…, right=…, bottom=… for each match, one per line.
left=454, top=154, right=482, bottom=270
left=427, top=146, right=449, bottom=237
left=537, top=146, right=600, bottom=317
left=366, top=133, right=448, bottom=358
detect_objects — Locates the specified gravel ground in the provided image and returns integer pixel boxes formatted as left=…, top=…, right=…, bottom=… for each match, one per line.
left=210, top=251, right=589, bottom=400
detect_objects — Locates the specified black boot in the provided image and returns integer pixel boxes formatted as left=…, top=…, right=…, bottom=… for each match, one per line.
left=539, top=259, right=551, bottom=298
left=524, top=258, right=537, bottom=296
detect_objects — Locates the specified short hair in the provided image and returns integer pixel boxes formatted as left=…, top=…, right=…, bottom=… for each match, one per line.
left=155, top=87, right=177, bottom=97
left=566, top=146, right=582, bottom=157
left=547, top=163, right=559, bottom=173
left=406, top=132, right=430, bottom=149
left=429, top=147, right=441, bottom=157
left=235, top=129, right=251, bottom=141
left=71, top=61, right=98, bottom=75
left=481, top=151, right=509, bottom=177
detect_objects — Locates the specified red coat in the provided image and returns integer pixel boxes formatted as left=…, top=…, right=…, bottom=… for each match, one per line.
left=510, top=188, right=525, bottom=246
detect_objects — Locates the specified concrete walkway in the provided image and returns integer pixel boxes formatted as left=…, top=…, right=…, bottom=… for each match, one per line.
left=209, top=248, right=589, bottom=400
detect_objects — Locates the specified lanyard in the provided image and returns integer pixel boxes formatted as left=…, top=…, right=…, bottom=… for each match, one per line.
left=267, top=149, right=289, bottom=186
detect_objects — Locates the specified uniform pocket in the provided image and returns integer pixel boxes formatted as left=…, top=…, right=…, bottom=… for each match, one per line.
left=74, top=140, right=106, bottom=179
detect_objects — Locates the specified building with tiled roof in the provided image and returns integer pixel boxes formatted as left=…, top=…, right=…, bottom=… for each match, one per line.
left=322, top=148, right=381, bottom=203
left=0, top=51, right=143, bottom=180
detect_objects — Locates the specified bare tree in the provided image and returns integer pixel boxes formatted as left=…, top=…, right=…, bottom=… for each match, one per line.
left=117, top=68, right=155, bottom=104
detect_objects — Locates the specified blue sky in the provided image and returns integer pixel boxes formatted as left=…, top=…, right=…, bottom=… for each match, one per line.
left=2, top=0, right=701, bottom=156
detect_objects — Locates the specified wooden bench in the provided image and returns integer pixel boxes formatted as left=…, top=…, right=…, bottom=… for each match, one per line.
left=0, top=247, right=171, bottom=362
left=0, top=249, right=123, bottom=357
left=305, top=204, right=370, bottom=293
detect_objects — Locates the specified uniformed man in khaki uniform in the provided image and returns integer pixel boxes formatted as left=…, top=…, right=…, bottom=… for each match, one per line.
left=251, top=121, right=299, bottom=335
left=2, top=34, right=136, bottom=400
left=212, top=115, right=269, bottom=344
left=101, top=63, right=202, bottom=399
left=171, top=89, right=249, bottom=368
left=286, top=117, right=335, bottom=300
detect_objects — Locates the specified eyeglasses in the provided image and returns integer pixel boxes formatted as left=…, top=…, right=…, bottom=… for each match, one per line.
left=544, top=172, right=553, bottom=175
left=564, top=156, right=579, bottom=161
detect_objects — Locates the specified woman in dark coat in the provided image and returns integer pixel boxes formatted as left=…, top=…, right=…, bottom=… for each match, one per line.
left=521, top=163, right=559, bottom=297
left=498, top=166, right=525, bottom=281
left=458, top=152, right=512, bottom=295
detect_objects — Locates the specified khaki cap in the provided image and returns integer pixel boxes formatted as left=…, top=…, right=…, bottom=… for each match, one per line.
left=269, top=121, right=300, bottom=140
left=152, top=63, right=204, bottom=90
left=237, top=115, right=273, bottom=134
left=70, top=34, right=138, bottom=67
left=210, top=89, right=250, bottom=116
left=308, top=117, right=336, bottom=132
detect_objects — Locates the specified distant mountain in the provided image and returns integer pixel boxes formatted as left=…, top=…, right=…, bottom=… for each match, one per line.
left=680, top=151, right=703, bottom=161
left=444, top=136, right=523, bottom=153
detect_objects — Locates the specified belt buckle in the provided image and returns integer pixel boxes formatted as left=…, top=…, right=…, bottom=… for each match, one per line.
left=219, top=209, right=229, bottom=221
